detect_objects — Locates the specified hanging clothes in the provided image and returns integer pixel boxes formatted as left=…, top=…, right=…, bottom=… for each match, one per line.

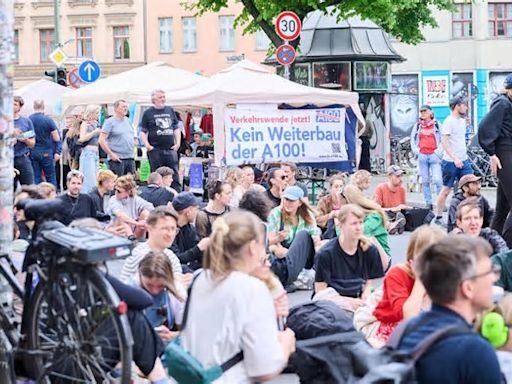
left=199, top=111, right=214, bottom=136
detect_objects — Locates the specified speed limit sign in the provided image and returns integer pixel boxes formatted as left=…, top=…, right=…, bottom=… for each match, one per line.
left=275, top=11, right=301, bottom=41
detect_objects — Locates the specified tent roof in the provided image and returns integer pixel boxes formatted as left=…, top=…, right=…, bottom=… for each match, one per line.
left=61, top=62, right=205, bottom=107
left=167, top=59, right=360, bottom=107
left=15, top=79, right=70, bottom=117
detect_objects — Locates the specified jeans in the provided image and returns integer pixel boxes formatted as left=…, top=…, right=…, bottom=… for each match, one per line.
left=418, top=153, right=443, bottom=205
left=492, top=148, right=512, bottom=248
left=147, top=148, right=180, bottom=190
left=79, top=147, right=99, bottom=193
left=31, top=149, right=57, bottom=187
left=108, top=158, right=135, bottom=177
left=14, top=154, right=34, bottom=186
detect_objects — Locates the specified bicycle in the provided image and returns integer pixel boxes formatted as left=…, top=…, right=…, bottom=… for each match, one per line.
left=467, top=146, right=498, bottom=188
left=0, top=198, right=134, bottom=383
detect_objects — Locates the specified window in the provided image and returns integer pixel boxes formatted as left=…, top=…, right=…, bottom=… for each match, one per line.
left=452, top=3, right=472, bottom=38
left=76, top=27, right=92, bottom=57
left=39, top=29, right=55, bottom=63
left=14, top=30, right=19, bottom=63
left=113, top=26, right=130, bottom=60
left=182, top=17, right=197, bottom=52
left=488, top=3, right=512, bottom=37
left=219, top=15, right=235, bottom=51
left=159, top=18, right=173, bottom=53
left=255, top=29, right=270, bottom=51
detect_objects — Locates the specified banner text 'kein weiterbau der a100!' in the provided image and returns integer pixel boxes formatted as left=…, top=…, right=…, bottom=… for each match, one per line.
left=224, top=108, right=347, bottom=165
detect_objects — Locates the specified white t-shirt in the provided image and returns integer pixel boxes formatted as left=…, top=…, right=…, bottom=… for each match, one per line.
left=182, top=271, right=285, bottom=384
left=441, top=115, right=468, bottom=161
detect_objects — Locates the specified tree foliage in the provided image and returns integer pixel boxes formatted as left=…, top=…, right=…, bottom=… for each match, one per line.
left=185, top=0, right=454, bottom=49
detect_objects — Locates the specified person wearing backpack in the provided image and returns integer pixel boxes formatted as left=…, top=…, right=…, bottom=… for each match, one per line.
left=397, top=235, right=502, bottom=383
left=410, top=105, right=443, bottom=210
left=180, top=211, right=295, bottom=383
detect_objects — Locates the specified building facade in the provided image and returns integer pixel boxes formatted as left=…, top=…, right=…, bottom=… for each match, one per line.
left=390, top=0, right=512, bottom=139
left=13, top=0, right=146, bottom=88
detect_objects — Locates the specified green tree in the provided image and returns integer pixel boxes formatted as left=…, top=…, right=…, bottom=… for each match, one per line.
left=187, top=0, right=454, bottom=49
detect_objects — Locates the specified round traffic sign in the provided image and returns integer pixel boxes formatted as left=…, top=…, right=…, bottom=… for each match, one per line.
left=275, top=11, right=301, bottom=41
left=68, top=67, right=85, bottom=89
left=276, top=44, right=296, bottom=66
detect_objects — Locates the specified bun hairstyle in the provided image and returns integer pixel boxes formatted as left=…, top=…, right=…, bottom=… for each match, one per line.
left=204, top=211, right=263, bottom=281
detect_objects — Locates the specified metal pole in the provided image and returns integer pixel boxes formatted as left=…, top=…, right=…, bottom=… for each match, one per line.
left=53, top=0, right=60, bottom=81
left=0, top=0, right=14, bottom=258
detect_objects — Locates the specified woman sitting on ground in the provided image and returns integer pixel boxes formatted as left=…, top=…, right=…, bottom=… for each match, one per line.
left=224, top=166, right=245, bottom=207
left=315, top=173, right=346, bottom=231
left=267, top=186, right=322, bottom=290
left=137, top=252, right=186, bottom=344
left=181, top=211, right=295, bottom=383
left=195, top=180, right=232, bottom=239
left=350, top=170, right=372, bottom=194
left=371, top=225, right=445, bottom=345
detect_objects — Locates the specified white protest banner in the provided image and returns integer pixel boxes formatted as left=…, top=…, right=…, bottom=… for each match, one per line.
left=224, top=108, right=347, bottom=165
left=423, top=75, right=449, bottom=107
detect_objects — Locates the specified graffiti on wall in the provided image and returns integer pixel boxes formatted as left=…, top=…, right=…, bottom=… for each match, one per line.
left=389, top=74, right=419, bottom=138
left=359, top=93, right=387, bottom=172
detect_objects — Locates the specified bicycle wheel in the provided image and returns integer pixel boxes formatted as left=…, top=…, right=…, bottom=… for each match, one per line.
left=24, top=266, right=133, bottom=383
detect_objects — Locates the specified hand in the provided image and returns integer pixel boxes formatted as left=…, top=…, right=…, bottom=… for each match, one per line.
left=154, top=325, right=178, bottom=342
left=278, top=328, right=296, bottom=354
left=330, top=210, right=340, bottom=219
left=274, top=245, right=288, bottom=259
left=197, top=237, right=210, bottom=251
left=146, top=145, right=154, bottom=152
left=490, top=155, right=502, bottom=176
left=454, top=158, right=463, bottom=169
left=171, top=143, right=180, bottom=151
left=347, top=297, right=364, bottom=311
left=277, top=230, right=288, bottom=242
left=273, top=292, right=289, bottom=318
left=180, top=273, right=193, bottom=287
left=134, top=220, right=147, bottom=229
left=94, top=127, right=102, bottom=135
left=54, top=153, right=61, bottom=162
left=110, top=153, right=121, bottom=162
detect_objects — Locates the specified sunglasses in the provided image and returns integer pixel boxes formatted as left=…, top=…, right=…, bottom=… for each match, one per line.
left=280, top=175, right=287, bottom=180
left=115, top=188, right=125, bottom=193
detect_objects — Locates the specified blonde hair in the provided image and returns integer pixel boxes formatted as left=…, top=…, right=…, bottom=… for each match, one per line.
left=224, top=167, right=243, bottom=189
left=115, top=174, right=137, bottom=197
left=138, top=251, right=183, bottom=302
left=503, top=88, right=512, bottom=99
left=281, top=197, right=316, bottom=226
left=342, top=184, right=387, bottom=226
left=37, top=182, right=56, bottom=198
left=328, top=173, right=346, bottom=188
left=406, top=225, right=446, bottom=264
left=83, top=104, right=101, bottom=121
left=336, top=204, right=371, bottom=251
left=204, top=211, right=263, bottom=281
left=350, top=170, right=372, bottom=191
left=96, top=169, right=117, bottom=188
left=66, top=115, right=82, bottom=139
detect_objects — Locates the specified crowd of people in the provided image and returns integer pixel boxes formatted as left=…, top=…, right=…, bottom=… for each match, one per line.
left=9, top=76, right=512, bottom=383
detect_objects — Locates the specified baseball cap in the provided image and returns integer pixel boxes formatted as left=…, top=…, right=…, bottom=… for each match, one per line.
left=458, top=174, right=481, bottom=189
left=504, top=74, right=512, bottom=90
left=387, top=165, right=404, bottom=176
left=419, top=105, right=432, bottom=111
left=172, top=192, right=199, bottom=212
left=282, top=186, right=304, bottom=201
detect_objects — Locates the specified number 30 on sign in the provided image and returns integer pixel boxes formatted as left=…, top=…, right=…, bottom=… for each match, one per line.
left=275, top=11, right=301, bottom=41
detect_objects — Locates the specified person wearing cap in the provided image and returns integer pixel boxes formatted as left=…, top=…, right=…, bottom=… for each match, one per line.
left=373, top=165, right=410, bottom=234
left=267, top=185, right=322, bottom=290
left=170, top=192, right=210, bottom=272
left=454, top=197, right=507, bottom=256
left=436, top=96, right=472, bottom=222
left=410, top=105, right=443, bottom=210
left=478, top=74, right=512, bottom=248
left=447, top=174, right=494, bottom=233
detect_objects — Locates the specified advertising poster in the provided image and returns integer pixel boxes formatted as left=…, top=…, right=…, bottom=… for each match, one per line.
left=423, top=75, right=449, bottom=106
left=224, top=108, right=347, bottom=165
left=354, top=62, right=389, bottom=91
left=390, top=74, right=419, bottom=138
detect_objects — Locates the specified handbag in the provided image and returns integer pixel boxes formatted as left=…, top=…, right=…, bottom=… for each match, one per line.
left=163, top=272, right=243, bottom=384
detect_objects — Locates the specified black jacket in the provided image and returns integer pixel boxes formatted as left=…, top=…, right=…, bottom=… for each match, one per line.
left=447, top=191, right=494, bottom=232
left=139, top=185, right=174, bottom=207
left=170, top=222, right=203, bottom=271
left=57, top=193, right=96, bottom=225
left=478, top=94, right=512, bottom=155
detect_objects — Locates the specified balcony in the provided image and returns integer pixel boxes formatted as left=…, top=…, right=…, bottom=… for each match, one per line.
left=68, top=0, right=98, bottom=8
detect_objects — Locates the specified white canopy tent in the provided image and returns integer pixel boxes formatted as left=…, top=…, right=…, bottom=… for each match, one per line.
left=61, top=61, right=206, bottom=108
left=164, top=60, right=364, bottom=165
left=15, top=79, right=70, bottom=117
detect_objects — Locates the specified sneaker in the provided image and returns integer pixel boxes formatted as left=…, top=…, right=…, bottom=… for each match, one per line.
left=293, top=268, right=315, bottom=290
left=433, top=216, right=446, bottom=228
left=388, top=213, right=406, bottom=235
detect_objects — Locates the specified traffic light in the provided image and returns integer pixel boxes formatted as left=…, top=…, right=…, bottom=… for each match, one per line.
left=56, top=67, right=68, bottom=87
left=44, top=69, right=56, bottom=82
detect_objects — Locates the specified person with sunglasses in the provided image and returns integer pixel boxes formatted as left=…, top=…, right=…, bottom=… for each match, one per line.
left=265, top=167, right=288, bottom=208
left=396, top=236, right=502, bottom=384
left=57, top=170, right=97, bottom=225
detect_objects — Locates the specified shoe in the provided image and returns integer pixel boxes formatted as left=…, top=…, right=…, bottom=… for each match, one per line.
left=388, top=213, right=406, bottom=235
left=433, top=217, right=446, bottom=228
left=293, top=268, right=315, bottom=290
left=426, top=204, right=433, bottom=211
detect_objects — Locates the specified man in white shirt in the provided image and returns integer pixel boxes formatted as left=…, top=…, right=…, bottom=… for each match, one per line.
left=435, top=97, right=473, bottom=223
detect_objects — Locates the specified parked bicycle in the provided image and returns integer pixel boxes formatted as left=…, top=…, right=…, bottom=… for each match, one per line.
left=467, top=146, right=498, bottom=188
left=390, top=136, right=416, bottom=170
left=0, top=199, right=134, bottom=383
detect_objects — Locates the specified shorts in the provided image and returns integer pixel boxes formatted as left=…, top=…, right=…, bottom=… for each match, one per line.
left=441, top=159, right=473, bottom=188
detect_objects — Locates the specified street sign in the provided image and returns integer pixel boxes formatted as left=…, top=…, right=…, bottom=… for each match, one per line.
left=49, top=47, right=68, bottom=67
left=68, top=67, right=85, bottom=89
left=276, top=44, right=296, bottom=66
left=78, top=60, right=101, bottom=83
left=275, top=11, right=301, bottom=41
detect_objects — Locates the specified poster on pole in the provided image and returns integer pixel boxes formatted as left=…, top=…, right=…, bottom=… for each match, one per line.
left=224, top=108, right=347, bottom=165
left=423, top=75, right=449, bottom=106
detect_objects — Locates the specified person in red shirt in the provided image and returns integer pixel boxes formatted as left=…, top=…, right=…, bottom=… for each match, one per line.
left=410, top=105, right=443, bottom=210
left=373, top=165, right=411, bottom=234
left=371, top=225, right=446, bottom=345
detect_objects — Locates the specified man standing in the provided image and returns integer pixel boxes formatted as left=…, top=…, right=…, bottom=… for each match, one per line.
left=99, top=99, right=135, bottom=177
left=436, top=97, right=473, bottom=222
left=139, top=172, right=175, bottom=207
left=397, top=236, right=502, bottom=383
left=13, top=96, right=35, bottom=186
left=447, top=174, right=493, bottom=232
left=29, top=100, right=61, bottom=187
left=57, top=170, right=96, bottom=225
left=139, top=89, right=181, bottom=190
